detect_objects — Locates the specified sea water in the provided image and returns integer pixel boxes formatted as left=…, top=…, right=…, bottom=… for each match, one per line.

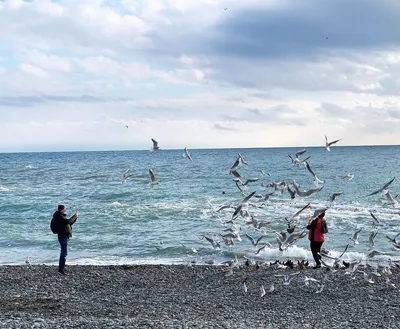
left=0, top=146, right=399, bottom=266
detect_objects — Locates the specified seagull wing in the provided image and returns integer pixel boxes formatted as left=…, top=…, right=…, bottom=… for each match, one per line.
left=292, top=203, right=311, bottom=218
left=149, top=169, right=157, bottom=183
left=295, top=149, right=307, bottom=158
left=365, top=177, right=395, bottom=197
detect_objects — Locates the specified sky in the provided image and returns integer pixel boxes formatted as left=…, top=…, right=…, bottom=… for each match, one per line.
left=0, top=0, right=400, bottom=152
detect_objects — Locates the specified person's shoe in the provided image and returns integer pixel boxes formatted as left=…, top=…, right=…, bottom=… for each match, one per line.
left=312, top=265, right=321, bottom=269
left=58, top=270, right=67, bottom=275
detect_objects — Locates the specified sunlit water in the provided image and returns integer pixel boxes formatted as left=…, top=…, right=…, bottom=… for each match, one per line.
left=0, top=146, right=399, bottom=266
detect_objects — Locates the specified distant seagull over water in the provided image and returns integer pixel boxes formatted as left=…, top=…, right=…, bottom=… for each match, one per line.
left=184, top=147, right=193, bottom=161
left=324, top=135, right=341, bottom=151
left=151, top=138, right=160, bottom=151
left=343, top=172, right=354, bottom=181
left=149, top=169, right=158, bottom=184
left=121, top=168, right=132, bottom=183
left=125, top=125, right=128, bottom=129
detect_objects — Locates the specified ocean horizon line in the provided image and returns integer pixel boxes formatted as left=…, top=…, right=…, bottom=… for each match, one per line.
left=0, top=143, right=398, bottom=155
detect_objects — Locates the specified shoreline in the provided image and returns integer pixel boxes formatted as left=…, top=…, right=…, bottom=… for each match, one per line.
left=0, top=264, right=399, bottom=328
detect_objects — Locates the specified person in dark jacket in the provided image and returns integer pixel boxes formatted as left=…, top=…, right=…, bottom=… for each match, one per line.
left=53, top=204, right=78, bottom=275
left=306, top=211, right=328, bottom=269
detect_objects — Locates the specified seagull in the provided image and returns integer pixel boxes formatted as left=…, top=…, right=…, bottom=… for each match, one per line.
left=387, top=233, right=400, bottom=249
left=149, top=169, right=158, bottom=184
left=183, top=147, right=193, bottom=161
left=319, top=244, right=349, bottom=268
left=329, top=192, right=343, bottom=202
left=242, top=178, right=259, bottom=186
left=232, top=191, right=256, bottom=220
left=284, top=203, right=311, bottom=233
left=383, top=190, right=398, bottom=206
left=350, top=228, right=362, bottom=244
left=304, top=161, right=324, bottom=187
left=121, top=168, right=132, bottom=183
left=25, top=257, right=30, bottom=265
left=125, top=125, right=129, bottom=129
left=224, top=7, right=228, bottom=10
left=288, top=149, right=311, bottom=167
left=260, top=285, right=266, bottom=297
left=245, top=232, right=265, bottom=247
left=199, top=235, right=220, bottom=249
left=292, top=180, right=324, bottom=197
left=151, top=138, right=160, bottom=151
left=369, top=231, right=378, bottom=248
left=343, top=172, right=354, bottom=181
left=324, top=135, right=341, bottom=151
left=364, top=177, right=395, bottom=197
left=255, top=242, right=273, bottom=255
left=370, top=212, right=382, bottom=226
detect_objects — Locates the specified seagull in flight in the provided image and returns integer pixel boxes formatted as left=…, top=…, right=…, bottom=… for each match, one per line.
left=324, top=135, right=341, bottom=151
left=288, top=149, right=310, bottom=167
left=183, top=147, right=193, bottom=161
left=383, top=189, right=398, bottom=206
left=364, top=177, right=395, bottom=197
left=328, top=192, right=343, bottom=202
left=149, top=169, right=158, bottom=185
left=343, top=172, right=354, bottom=181
left=304, top=161, right=324, bottom=186
left=121, top=168, right=132, bottom=183
left=151, top=138, right=160, bottom=151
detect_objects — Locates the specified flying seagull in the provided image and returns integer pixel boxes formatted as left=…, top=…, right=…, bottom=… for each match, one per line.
left=121, top=168, right=132, bottom=183
left=151, top=138, right=160, bottom=151
left=324, top=135, right=341, bottom=151
left=183, top=147, right=193, bottom=161
left=364, top=177, right=395, bottom=197
left=149, top=169, right=158, bottom=184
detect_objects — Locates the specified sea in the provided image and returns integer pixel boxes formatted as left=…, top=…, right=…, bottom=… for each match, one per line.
left=0, top=145, right=399, bottom=266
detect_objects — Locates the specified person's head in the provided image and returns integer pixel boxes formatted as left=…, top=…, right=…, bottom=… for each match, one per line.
left=318, top=211, right=326, bottom=219
left=58, top=204, right=66, bottom=214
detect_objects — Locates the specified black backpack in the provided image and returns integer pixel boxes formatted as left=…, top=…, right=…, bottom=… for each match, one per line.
left=50, top=214, right=60, bottom=234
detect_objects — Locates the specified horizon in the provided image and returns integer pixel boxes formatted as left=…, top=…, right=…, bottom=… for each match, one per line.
left=0, top=143, right=398, bottom=155
left=1, top=1, right=400, bottom=151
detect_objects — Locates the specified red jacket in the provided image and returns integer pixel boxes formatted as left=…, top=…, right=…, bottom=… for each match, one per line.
left=307, top=217, right=328, bottom=242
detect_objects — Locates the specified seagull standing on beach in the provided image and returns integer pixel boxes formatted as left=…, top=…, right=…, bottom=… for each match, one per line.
left=324, top=135, right=341, bottom=151
left=25, top=257, right=30, bottom=265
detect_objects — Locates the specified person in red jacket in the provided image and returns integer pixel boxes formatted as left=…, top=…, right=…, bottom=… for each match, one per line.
left=306, top=211, right=328, bottom=268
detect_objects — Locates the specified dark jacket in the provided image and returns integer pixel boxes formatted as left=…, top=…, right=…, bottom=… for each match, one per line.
left=307, top=217, right=328, bottom=242
left=53, top=211, right=78, bottom=239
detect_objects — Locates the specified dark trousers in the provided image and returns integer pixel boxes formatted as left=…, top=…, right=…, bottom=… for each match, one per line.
left=310, top=241, right=323, bottom=266
left=58, top=237, right=68, bottom=273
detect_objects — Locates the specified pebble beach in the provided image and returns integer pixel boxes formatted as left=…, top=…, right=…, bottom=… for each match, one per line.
left=1, top=264, right=400, bottom=329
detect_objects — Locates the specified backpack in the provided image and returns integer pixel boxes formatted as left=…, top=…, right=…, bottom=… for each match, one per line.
left=50, top=214, right=60, bottom=234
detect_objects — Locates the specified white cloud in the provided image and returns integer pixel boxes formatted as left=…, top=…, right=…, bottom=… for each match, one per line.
left=18, top=63, right=49, bottom=78
left=0, top=0, right=400, bottom=151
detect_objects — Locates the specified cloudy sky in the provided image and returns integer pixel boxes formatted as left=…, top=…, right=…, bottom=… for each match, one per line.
left=1, top=0, right=400, bottom=152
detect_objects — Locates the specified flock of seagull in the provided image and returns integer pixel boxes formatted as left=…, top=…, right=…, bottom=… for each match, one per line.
left=117, top=135, right=399, bottom=294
